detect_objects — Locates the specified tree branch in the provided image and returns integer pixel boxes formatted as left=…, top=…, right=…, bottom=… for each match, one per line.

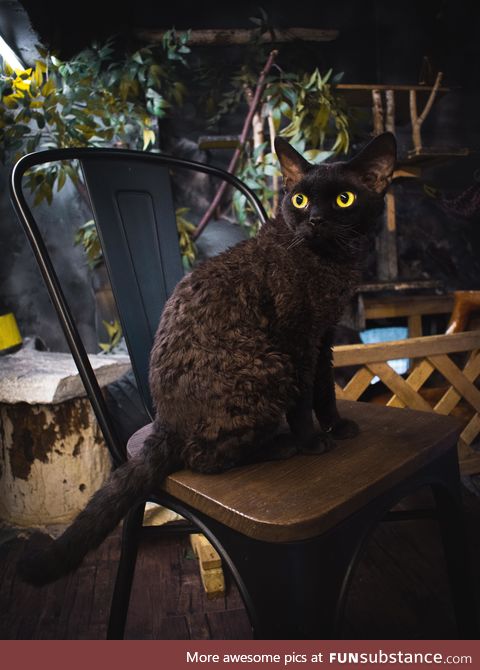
left=418, top=71, right=443, bottom=124
left=409, top=72, right=443, bottom=152
left=193, top=49, right=278, bottom=240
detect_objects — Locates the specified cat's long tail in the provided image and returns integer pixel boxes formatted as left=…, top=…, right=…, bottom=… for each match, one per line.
left=17, top=420, right=180, bottom=586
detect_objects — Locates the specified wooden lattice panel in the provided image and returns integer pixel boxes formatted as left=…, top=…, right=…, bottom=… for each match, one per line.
left=333, top=332, right=480, bottom=473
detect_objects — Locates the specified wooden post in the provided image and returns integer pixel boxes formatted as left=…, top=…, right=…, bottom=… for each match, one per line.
left=385, top=90, right=395, bottom=134
left=377, top=189, right=398, bottom=281
left=372, top=89, right=384, bottom=135
left=370, top=88, right=398, bottom=280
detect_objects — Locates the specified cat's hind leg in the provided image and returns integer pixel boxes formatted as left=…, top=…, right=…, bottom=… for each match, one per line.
left=183, top=423, right=298, bottom=474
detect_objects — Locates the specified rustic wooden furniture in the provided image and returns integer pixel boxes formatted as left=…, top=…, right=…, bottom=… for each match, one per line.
left=335, top=291, right=480, bottom=474
left=11, top=149, right=478, bottom=640
left=362, top=292, right=454, bottom=338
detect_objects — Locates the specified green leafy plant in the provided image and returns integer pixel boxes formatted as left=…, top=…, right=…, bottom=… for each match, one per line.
left=0, top=32, right=198, bottom=268
left=267, top=68, right=349, bottom=156
left=74, top=220, right=102, bottom=269
left=0, top=31, right=190, bottom=205
left=98, top=319, right=123, bottom=353
left=176, top=208, right=198, bottom=270
left=74, top=210, right=198, bottom=272
left=197, top=9, right=350, bottom=234
left=225, top=66, right=350, bottom=233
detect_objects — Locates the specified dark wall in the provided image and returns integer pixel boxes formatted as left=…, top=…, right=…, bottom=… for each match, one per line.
left=18, top=0, right=480, bottom=88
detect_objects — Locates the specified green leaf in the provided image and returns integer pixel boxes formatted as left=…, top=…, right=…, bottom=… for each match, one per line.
left=33, top=183, right=46, bottom=207
left=33, top=112, right=45, bottom=129
left=263, top=164, right=280, bottom=176
left=57, top=168, right=66, bottom=191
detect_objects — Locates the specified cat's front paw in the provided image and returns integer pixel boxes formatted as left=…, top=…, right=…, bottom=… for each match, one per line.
left=329, top=417, right=359, bottom=439
left=299, top=431, right=336, bottom=455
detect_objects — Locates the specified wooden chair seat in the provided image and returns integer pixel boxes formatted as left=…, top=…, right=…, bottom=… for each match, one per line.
left=128, top=400, right=461, bottom=543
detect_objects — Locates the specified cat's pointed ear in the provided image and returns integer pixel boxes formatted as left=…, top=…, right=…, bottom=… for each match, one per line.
left=347, top=132, right=397, bottom=194
left=274, top=137, right=310, bottom=190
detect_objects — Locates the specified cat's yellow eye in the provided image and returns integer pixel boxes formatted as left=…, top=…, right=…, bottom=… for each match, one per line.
left=291, top=193, right=309, bottom=209
left=336, top=191, right=356, bottom=208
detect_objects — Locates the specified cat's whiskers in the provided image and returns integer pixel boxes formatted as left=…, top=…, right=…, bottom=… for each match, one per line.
left=283, top=233, right=304, bottom=250
left=333, top=231, right=366, bottom=256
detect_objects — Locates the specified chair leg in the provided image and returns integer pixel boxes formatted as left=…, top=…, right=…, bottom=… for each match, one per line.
left=431, top=460, right=479, bottom=638
left=179, top=508, right=371, bottom=639
left=107, top=502, right=146, bottom=639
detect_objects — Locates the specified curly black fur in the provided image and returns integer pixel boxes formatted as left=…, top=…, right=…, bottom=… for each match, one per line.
left=18, top=133, right=396, bottom=585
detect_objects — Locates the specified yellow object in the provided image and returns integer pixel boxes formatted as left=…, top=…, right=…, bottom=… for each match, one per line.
left=0, top=312, right=22, bottom=352
left=190, top=533, right=225, bottom=599
left=336, top=191, right=356, bottom=208
left=291, top=193, right=309, bottom=209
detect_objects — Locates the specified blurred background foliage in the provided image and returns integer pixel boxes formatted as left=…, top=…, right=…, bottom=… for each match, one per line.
left=0, top=14, right=350, bottom=259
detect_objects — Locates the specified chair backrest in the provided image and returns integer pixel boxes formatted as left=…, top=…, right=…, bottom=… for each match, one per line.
left=10, top=148, right=268, bottom=465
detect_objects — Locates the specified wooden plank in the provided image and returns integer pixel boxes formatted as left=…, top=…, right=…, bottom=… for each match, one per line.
left=433, top=352, right=480, bottom=415
left=428, top=354, right=480, bottom=413
left=190, top=534, right=222, bottom=570
left=458, top=425, right=480, bottom=474
left=387, top=358, right=435, bottom=408
left=408, top=314, right=423, bottom=339
left=407, top=314, right=423, bottom=370
left=198, top=135, right=240, bottom=150
left=335, top=382, right=346, bottom=399
left=206, top=609, right=252, bottom=640
left=190, top=534, right=225, bottom=599
left=341, top=367, right=375, bottom=400
left=459, top=413, right=480, bottom=450
left=333, top=331, right=480, bottom=368
left=377, top=190, right=398, bottom=281
left=367, top=363, right=433, bottom=412
left=358, top=280, right=443, bottom=294
left=407, top=147, right=470, bottom=159
left=136, top=28, right=339, bottom=45
left=199, top=567, right=225, bottom=600
left=337, top=83, right=450, bottom=93
left=363, top=295, right=453, bottom=320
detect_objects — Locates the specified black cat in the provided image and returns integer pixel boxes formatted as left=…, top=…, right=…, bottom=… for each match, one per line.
left=18, top=132, right=396, bottom=585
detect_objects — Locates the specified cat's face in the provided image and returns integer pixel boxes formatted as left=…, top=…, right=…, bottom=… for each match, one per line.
left=275, top=133, right=396, bottom=258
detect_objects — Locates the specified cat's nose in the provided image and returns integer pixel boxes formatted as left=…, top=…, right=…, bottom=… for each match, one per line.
left=309, top=216, right=325, bottom=227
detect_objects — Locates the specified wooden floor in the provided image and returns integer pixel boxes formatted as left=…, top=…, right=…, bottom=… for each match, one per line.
left=1, top=483, right=479, bottom=640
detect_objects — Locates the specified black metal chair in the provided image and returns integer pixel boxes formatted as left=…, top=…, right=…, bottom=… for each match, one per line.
left=10, top=148, right=478, bottom=640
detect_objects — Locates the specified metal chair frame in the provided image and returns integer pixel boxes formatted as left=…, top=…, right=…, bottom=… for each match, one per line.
left=10, top=148, right=268, bottom=467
